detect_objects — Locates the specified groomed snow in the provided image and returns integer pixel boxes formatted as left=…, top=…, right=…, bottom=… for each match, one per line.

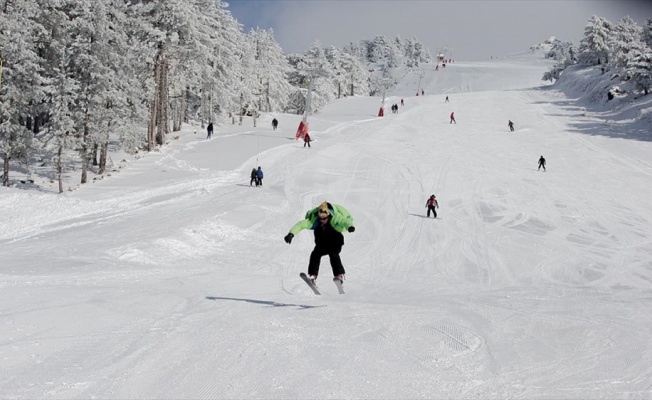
left=2, top=54, right=652, bottom=399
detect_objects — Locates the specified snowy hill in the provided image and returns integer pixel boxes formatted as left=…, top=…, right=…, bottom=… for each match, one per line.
left=2, top=55, right=652, bottom=398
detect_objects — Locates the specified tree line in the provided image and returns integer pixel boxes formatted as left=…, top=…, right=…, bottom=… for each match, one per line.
left=542, top=15, right=652, bottom=95
left=0, top=0, right=430, bottom=192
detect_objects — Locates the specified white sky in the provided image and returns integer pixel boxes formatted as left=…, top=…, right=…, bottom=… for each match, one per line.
left=227, top=0, right=652, bottom=60
left=2, top=51, right=652, bottom=397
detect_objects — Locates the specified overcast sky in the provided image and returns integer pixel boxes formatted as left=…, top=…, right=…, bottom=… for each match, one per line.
left=226, top=0, right=652, bottom=60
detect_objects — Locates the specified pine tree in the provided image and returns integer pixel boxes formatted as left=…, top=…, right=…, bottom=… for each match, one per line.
left=0, top=0, right=44, bottom=186
left=643, top=18, right=652, bottom=49
left=627, top=49, right=652, bottom=95
left=610, top=16, right=645, bottom=69
left=579, top=15, right=613, bottom=66
left=248, top=28, right=293, bottom=113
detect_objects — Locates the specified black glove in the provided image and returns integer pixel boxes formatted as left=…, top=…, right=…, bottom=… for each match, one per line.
left=348, top=226, right=355, bottom=233
left=284, top=233, right=294, bottom=244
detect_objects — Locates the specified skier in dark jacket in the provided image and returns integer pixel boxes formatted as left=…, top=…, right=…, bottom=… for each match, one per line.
left=255, top=166, right=264, bottom=186
left=284, top=201, right=355, bottom=286
left=206, top=122, right=214, bottom=139
left=508, top=120, right=515, bottom=131
left=425, top=194, right=439, bottom=218
left=304, top=132, right=311, bottom=148
left=538, top=156, right=546, bottom=172
left=250, top=168, right=257, bottom=186
left=272, top=118, right=278, bottom=130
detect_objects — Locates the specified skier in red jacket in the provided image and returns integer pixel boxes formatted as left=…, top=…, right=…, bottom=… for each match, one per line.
left=425, top=195, right=439, bottom=218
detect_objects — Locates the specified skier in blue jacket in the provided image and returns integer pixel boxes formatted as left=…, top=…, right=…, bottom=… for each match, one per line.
left=255, top=166, right=264, bottom=186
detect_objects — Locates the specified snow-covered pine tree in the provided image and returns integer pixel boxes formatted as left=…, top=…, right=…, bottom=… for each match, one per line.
left=36, top=1, right=89, bottom=193
left=610, top=16, right=645, bottom=70
left=325, top=46, right=348, bottom=99
left=339, top=52, right=369, bottom=97
left=541, top=37, right=577, bottom=82
left=301, top=41, right=337, bottom=113
left=579, top=15, right=613, bottom=66
left=248, top=28, right=293, bottom=113
left=62, top=0, right=141, bottom=183
left=369, top=35, right=400, bottom=68
left=0, top=0, right=44, bottom=186
left=231, top=35, right=258, bottom=125
left=627, top=49, right=652, bottom=95
left=129, top=0, right=216, bottom=147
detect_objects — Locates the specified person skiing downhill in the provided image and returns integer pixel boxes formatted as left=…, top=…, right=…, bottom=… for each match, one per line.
left=304, top=132, right=311, bottom=148
left=425, top=194, right=439, bottom=218
left=538, top=155, right=546, bottom=172
left=508, top=120, right=515, bottom=131
left=450, top=112, right=456, bottom=124
left=284, top=201, right=355, bottom=286
left=206, top=122, right=214, bottom=139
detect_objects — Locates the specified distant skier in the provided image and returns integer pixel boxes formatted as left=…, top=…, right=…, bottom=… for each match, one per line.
left=425, top=194, right=439, bottom=218
left=445, top=96, right=449, bottom=103
left=450, top=112, right=456, bottom=124
left=284, top=201, right=355, bottom=287
left=304, top=132, right=311, bottom=148
left=256, top=166, right=264, bottom=186
left=206, top=122, right=214, bottom=139
left=272, top=118, right=278, bottom=130
left=421, top=89, right=425, bottom=96
left=538, top=155, right=546, bottom=172
left=400, top=98, right=404, bottom=106
left=250, top=168, right=257, bottom=186
left=508, top=120, right=515, bottom=131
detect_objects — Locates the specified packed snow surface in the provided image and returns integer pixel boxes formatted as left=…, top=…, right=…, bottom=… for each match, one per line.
left=2, top=54, right=652, bottom=398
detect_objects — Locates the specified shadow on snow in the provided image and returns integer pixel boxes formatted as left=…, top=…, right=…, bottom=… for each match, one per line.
left=205, top=296, right=326, bottom=310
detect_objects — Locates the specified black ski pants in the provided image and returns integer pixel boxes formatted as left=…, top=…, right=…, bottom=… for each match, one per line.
left=427, top=205, right=438, bottom=218
left=308, top=244, right=345, bottom=277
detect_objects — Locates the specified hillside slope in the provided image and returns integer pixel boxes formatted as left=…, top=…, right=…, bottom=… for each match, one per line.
left=1, top=55, right=652, bottom=399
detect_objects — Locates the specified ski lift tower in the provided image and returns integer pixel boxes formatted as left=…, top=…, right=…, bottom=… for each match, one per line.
left=417, top=73, right=424, bottom=96
left=377, top=63, right=390, bottom=117
left=378, top=77, right=390, bottom=117
left=296, top=68, right=317, bottom=141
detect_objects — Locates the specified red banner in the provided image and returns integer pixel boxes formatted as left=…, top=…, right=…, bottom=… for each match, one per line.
left=295, top=120, right=309, bottom=140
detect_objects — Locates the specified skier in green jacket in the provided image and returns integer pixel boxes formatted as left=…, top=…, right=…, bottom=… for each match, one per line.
left=284, top=201, right=355, bottom=286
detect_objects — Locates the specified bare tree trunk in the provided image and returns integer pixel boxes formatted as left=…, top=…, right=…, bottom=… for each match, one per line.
left=156, top=54, right=169, bottom=145
left=184, top=86, right=190, bottom=124
left=172, top=88, right=184, bottom=132
left=147, top=51, right=162, bottom=151
left=92, top=143, right=98, bottom=166
left=239, top=94, right=243, bottom=126
left=2, top=155, right=9, bottom=187
left=80, top=125, right=89, bottom=184
left=57, top=146, right=63, bottom=194
left=98, top=142, right=107, bottom=174
left=200, top=83, right=206, bottom=128
left=147, top=96, right=157, bottom=151
left=266, top=81, right=271, bottom=112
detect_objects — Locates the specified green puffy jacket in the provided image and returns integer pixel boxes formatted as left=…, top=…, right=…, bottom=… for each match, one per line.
left=289, top=203, right=354, bottom=235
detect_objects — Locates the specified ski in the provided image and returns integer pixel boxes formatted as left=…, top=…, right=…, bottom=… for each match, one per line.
left=333, top=277, right=345, bottom=294
left=299, top=273, right=321, bottom=295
